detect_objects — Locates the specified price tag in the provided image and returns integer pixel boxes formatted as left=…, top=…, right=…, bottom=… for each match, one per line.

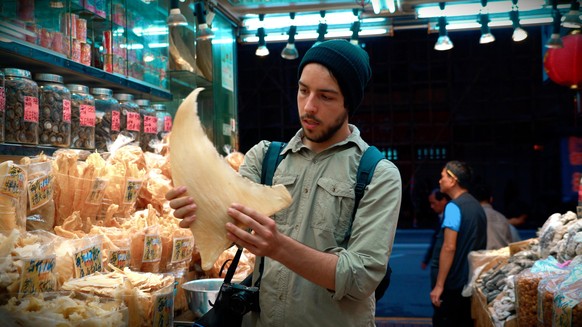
left=111, top=110, right=121, bottom=131
left=164, top=116, right=172, bottom=132
left=142, top=234, right=162, bottom=262
left=19, top=257, right=57, bottom=295
left=126, top=111, right=140, bottom=131
left=80, top=104, right=96, bottom=126
left=171, top=236, right=194, bottom=263
left=24, top=96, right=39, bottom=122
left=123, top=179, right=143, bottom=204
left=144, top=115, right=157, bottom=134
left=0, top=87, right=5, bottom=112
left=109, top=248, right=130, bottom=269
left=27, top=174, right=53, bottom=210
left=74, top=244, right=103, bottom=278
left=63, top=99, right=71, bottom=122
left=153, top=288, right=174, bottom=327
left=0, top=164, right=26, bottom=198
left=85, top=178, right=108, bottom=204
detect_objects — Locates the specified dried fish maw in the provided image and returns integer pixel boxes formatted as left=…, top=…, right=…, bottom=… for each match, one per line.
left=170, top=88, right=292, bottom=271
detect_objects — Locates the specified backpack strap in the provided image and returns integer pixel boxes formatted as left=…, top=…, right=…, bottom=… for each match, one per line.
left=261, top=141, right=287, bottom=186
left=352, top=146, right=384, bottom=221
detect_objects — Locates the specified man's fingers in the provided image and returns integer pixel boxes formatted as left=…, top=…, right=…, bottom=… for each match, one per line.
left=166, top=186, right=187, bottom=201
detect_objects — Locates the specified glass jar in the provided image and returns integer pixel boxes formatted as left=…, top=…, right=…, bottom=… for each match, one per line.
left=153, top=103, right=171, bottom=141
left=35, top=73, right=71, bottom=147
left=66, top=84, right=95, bottom=149
left=0, top=69, right=5, bottom=143
left=91, top=87, right=120, bottom=152
left=136, top=99, right=157, bottom=152
left=113, top=93, right=141, bottom=144
left=2, top=68, right=39, bottom=145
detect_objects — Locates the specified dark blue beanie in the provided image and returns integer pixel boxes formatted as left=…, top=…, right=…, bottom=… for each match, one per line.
left=298, top=39, right=372, bottom=114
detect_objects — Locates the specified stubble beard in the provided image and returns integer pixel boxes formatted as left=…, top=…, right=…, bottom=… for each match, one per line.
left=301, top=110, right=348, bottom=144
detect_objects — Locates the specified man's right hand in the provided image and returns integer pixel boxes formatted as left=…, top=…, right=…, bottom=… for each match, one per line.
left=165, top=186, right=197, bottom=228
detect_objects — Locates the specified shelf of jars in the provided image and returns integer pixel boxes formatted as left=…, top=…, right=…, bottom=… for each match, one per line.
left=0, top=0, right=172, bottom=101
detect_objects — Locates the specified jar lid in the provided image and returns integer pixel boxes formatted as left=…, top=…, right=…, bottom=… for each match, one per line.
left=135, top=99, right=151, bottom=107
left=66, top=84, right=90, bottom=94
left=35, top=73, right=64, bottom=84
left=152, top=104, right=166, bottom=111
left=3, top=68, right=32, bottom=79
left=113, top=93, right=134, bottom=101
left=91, top=87, right=113, bottom=96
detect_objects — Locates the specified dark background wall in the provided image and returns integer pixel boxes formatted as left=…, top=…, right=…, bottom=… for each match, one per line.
left=236, top=26, right=580, bottom=230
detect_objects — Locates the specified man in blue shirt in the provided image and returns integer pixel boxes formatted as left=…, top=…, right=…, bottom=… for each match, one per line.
left=429, top=161, right=487, bottom=327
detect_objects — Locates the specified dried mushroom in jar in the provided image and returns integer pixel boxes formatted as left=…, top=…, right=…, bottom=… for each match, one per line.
left=3, top=68, right=39, bottom=145
left=66, top=84, right=95, bottom=150
left=35, top=73, right=71, bottom=147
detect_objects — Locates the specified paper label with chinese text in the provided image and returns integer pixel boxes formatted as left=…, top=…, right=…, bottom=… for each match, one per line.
left=171, top=237, right=194, bottom=263
left=19, top=256, right=57, bottom=295
left=24, top=96, right=39, bottom=122
left=27, top=174, right=53, bottom=210
left=0, top=164, right=26, bottom=198
left=109, top=248, right=130, bottom=269
left=85, top=178, right=108, bottom=204
left=63, top=99, right=71, bottom=122
left=80, top=104, right=96, bottom=126
left=123, top=179, right=143, bottom=204
left=142, top=234, right=162, bottom=262
left=153, top=288, right=174, bottom=327
left=126, top=111, right=140, bottom=131
left=111, top=110, right=121, bottom=131
left=144, top=115, right=157, bottom=134
left=164, top=116, right=172, bottom=132
left=74, top=244, right=103, bottom=278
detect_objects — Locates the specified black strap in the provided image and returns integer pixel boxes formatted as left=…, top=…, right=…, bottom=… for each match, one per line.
left=352, top=146, right=384, bottom=221
left=261, top=141, right=287, bottom=186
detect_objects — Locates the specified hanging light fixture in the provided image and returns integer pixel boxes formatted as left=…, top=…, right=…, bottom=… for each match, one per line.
left=479, top=0, right=495, bottom=44
left=50, top=1, right=64, bottom=8
left=167, top=0, right=188, bottom=27
left=546, top=0, right=563, bottom=49
left=314, top=11, right=327, bottom=46
left=434, top=2, right=453, bottom=51
left=562, top=0, right=581, bottom=29
left=281, top=12, right=299, bottom=60
left=510, top=0, right=527, bottom=42
left=194, top=1, right=214, bottom=40
left=256, top=14, right=269, bottom=56
left=350, top=9, right=361, bottom=46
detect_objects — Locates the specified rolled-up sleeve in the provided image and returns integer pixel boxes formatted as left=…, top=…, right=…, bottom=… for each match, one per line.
left=330, top=161, right=402, bottom=300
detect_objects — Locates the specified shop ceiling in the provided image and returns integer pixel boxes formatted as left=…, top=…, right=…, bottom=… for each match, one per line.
left=210, top=0, right=578, bottom=41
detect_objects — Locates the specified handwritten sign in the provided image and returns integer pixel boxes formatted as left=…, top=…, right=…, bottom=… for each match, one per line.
left=24, top=96, right=39, bottom=123
left=19, top=257, right=57, bottom=295
left=153, top=287, right=174, bottom=327
left=126, top=111, right=140, bottom=131
left=0, top=164, right=26, bottom=198
left=80, top=104, right=96, bottom=126
left=111, top=110, right=120, bottom=131
left=144, top=115, right=157, bottom=134
left=85, top=178, right=108, bottom=204
left=0, top=87, right=5, bottom=112
left=164, top=116, right=172, bottom=132
left=27, top=174, right=53, bottom=210
left=142, top=234, right=162, bottom=263
left=123, top=179, right=143, bottom=204
left=63, top=99, right=71, bottom=122
left=171, top=237, right=194, bottom=263
left=109, top=248, right=130, bottom=269
left=74, top=244, right=103, bottom=278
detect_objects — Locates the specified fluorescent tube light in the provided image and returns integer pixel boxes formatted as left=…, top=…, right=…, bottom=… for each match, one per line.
left=417, top=0, right=545, bottom=18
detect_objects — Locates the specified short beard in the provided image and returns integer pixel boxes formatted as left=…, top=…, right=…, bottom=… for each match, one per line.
left=301, top=110, right=348, bottom=143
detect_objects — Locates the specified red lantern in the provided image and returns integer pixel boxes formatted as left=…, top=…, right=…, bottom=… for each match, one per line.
left=544, top=33, right=582, bottom=89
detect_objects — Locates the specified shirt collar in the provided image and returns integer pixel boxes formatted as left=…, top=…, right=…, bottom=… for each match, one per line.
left=285, top=124, right=367, bottom=155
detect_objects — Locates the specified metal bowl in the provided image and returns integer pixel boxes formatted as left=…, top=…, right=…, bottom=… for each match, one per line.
left=181, top=278, right=223, bottom=318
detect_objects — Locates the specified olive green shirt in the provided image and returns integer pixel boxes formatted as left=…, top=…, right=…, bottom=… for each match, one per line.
left=240, top=125, right=402, bottom=327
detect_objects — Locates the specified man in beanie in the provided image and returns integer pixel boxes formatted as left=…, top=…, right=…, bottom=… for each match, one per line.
left=167, top=39, right=402, bottom=326
left=429, top=160, right=487, bottom=326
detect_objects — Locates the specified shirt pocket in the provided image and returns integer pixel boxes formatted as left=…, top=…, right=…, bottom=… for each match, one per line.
left=271, top=174, right=297, bottom=226
left=312, top=177, right=355, bottom=242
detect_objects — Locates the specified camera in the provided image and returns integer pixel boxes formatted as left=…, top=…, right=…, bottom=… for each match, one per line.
left=216, top=282, right=260, bottom=315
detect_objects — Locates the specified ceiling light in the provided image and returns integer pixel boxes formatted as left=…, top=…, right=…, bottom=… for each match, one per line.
left=281, top=13, right=299, bottom=60
left=562, top=0, right=581, bottom=28
left=417, top=0, right=545, bottom=18
left=167, top=0, right=188, bottom=27
left=479, top=1, right=495, bottom=44
left=546, top=1, right=563, bottom=48
left=194, top=1, right=214, bottom=40
left=50, top=1, right=64, bottom=8
left=350, top=9, right=361, bottom=45
left=434, top=3, right=453, bottom=51
left=510, top=1, right=527, bottom=42
left=314, top=11, right=327, bottom=46
left=256, top=14, right=269, bottom=56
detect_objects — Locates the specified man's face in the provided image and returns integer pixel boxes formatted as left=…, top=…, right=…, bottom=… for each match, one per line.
left=439, top=168, right=455, bottom=195
left=428, top=193, right=447, bottom=215
left=297, top=63, right=350, bottom=149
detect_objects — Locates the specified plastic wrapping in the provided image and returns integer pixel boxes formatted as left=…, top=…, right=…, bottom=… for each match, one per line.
left=0, top=161, right=28, bottom=234
left=22, top=160, right=55, bottom=232
left=553, top=265, right=582, bottom=327
left=130, top=225, right=162, bottom=273
left=537, top=274, right=568, bottom=327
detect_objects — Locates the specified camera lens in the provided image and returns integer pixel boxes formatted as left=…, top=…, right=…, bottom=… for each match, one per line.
left=229, top=293, right=251, bottom=315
